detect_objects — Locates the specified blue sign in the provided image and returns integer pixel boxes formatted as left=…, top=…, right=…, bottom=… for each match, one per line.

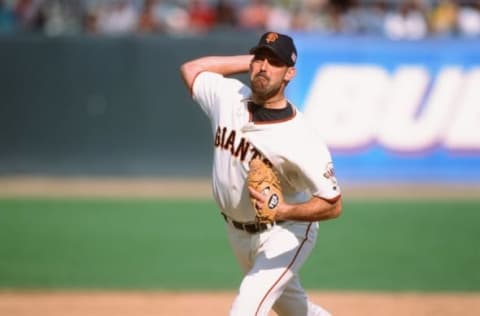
left=287, top=35, right=480, bottom=183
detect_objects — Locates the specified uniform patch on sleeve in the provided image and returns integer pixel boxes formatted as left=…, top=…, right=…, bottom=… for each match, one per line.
left=323, top=162, right=339, bottom=190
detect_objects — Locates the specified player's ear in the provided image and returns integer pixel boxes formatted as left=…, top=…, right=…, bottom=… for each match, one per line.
left=284, top=67, right=296, bottom=82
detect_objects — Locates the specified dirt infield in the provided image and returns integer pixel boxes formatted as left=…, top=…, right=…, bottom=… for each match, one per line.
left=1, top=291, right=479, bottom=316
left=1, top=176, right=480, bottom=199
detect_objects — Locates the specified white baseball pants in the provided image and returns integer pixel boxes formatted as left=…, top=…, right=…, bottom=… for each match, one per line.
left=226, top=221, right=331, bottom=316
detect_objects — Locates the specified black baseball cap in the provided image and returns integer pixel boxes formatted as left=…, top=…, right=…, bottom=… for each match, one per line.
left=249, top=32, right=297, bottom=67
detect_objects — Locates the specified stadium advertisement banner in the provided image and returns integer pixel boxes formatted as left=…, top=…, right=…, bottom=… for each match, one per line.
left=287, top=36, right=480, bottom=183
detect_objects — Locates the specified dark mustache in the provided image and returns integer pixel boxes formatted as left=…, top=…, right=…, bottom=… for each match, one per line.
left=255, top=73, right=269, bottom=80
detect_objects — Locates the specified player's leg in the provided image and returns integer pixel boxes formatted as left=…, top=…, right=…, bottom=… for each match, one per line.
left=226, top=224, right=281, bottom=316
left=229, top=222, right=318, bottom=316
left=229, top=265, right=291, bottom=316
left=273, top=277, right=332, bottom=316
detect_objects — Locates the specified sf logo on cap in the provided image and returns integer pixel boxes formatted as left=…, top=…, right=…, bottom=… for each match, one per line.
left=266, top=32, right=279, bottom=43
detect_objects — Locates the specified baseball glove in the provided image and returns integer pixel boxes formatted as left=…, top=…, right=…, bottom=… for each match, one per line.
left=247, top=158, right=283, bottom=224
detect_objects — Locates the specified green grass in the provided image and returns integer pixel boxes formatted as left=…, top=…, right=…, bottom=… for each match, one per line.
left=302, top=199, right=480, bottom=291
left=0, top=199, right=239, bottom=290
left=0, top=198, right=479, bottom=291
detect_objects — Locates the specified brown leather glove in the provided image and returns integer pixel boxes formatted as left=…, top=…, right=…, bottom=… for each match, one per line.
left=247, top=158, right=283, bottom=224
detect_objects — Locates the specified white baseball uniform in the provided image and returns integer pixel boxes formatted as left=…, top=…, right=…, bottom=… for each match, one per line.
left=192, top=71, right=341, bottom=316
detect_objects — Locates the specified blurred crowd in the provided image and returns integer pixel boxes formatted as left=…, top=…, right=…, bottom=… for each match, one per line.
left=1, top=0, right=480, bottom=39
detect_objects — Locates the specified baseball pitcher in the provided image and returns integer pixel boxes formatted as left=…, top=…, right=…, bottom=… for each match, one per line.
left=180, top=31, right=342, bottom=316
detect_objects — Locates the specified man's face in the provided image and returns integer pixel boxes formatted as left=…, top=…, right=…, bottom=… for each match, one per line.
left=249, top=49, right=293, bottom=102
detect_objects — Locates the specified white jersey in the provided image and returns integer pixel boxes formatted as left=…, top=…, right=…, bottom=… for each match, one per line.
left=193, top=71, right=340, bottom=222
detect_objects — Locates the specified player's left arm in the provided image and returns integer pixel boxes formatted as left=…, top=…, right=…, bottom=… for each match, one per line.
left=248, top=188, right=342, bottom=222
left=249, top=126, right=342, bottom=222
left=277, top=195, right=342, bottom=222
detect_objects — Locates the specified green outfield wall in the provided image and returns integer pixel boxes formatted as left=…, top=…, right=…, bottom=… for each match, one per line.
left=0, top=33, right=257, bottom=176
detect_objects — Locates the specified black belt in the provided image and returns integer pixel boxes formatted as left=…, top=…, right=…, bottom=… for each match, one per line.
left=221, top=213, right=284, bottom=234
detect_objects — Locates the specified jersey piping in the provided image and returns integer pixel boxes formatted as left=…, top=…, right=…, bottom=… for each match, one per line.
left=254, top=223, right=313, bottom=316
left=317, top=194, right=342, bottom=203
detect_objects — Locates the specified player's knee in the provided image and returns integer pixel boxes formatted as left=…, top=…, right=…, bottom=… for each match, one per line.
left=229, top=292, right=272, bottom=316
left=229, top=297, right=257, bottom=316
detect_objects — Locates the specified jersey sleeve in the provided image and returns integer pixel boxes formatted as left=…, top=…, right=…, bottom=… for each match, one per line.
left=295, top=127, right=341, bottom=201
left=305, top=147, right=341, bottom=201
left=191, top=71, right=225, bottom=119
